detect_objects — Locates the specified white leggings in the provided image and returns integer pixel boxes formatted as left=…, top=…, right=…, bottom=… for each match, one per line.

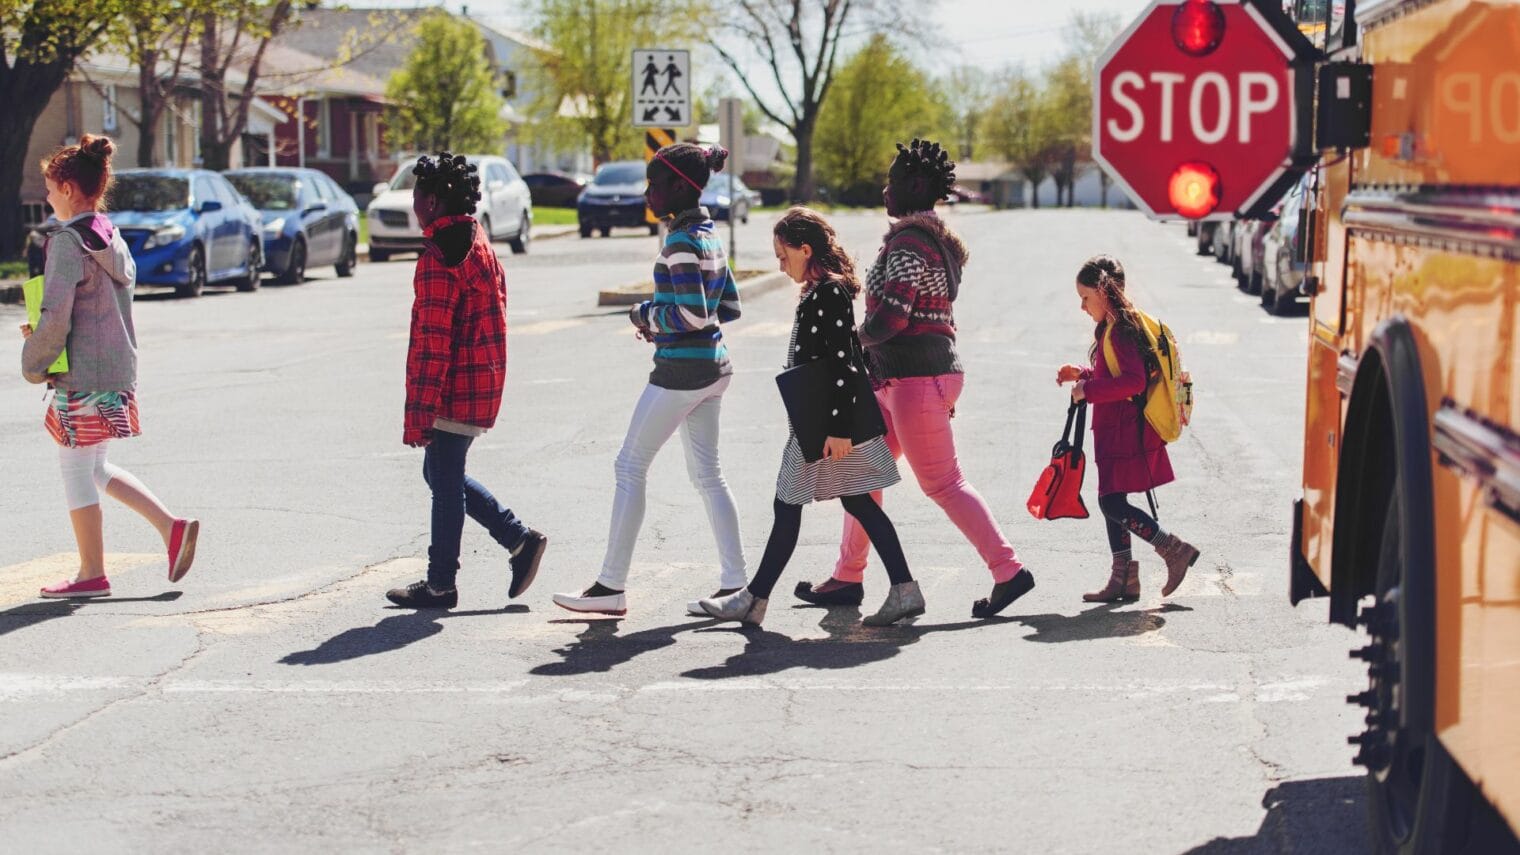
left=598, top=376, right=748, bottom=590
left=58, top=442, right=124, bottom=511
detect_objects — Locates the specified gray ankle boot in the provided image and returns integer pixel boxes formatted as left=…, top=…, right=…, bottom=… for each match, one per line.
left=862, top=581, right=926, bottom=626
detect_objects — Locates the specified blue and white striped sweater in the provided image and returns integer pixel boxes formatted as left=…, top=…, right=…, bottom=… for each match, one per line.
left=633, top=208, right=741, bottom=389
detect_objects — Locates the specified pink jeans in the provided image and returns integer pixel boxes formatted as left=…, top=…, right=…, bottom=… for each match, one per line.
left=834, top=374, right=1024, bottom=584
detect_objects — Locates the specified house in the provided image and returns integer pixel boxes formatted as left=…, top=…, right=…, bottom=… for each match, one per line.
left=259, top=42, right=395, bottom=194
left=956, top=161, right=1026, bottom=209
left=18, top=52, right=286, bottom=229
left=273, top=8, right=591, bottom=181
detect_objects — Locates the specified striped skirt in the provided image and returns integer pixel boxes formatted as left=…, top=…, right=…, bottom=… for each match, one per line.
left=45, top=390, right=141, bottom=448
left=775, top=432, right=900, bottom=505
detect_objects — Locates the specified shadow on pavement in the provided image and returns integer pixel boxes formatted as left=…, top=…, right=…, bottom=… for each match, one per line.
left=678, top=605, right=1011, bottom=680
left=279, top=604, right=530, bottom=666
left=1010, top=602, right=1193, bottom=644
left=1184, top=775, right=1369, bottom=854
left=528, top=616, right=718, bottom=676
left=0, top=591, right=184, bottom=639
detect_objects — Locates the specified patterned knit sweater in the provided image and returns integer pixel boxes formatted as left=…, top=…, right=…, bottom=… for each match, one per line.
left=630, top=207, right=742, bottom=390
left=858, top=211, right=968, bottom=380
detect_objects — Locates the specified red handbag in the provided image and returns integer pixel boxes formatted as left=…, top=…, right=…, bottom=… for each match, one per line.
left=1027, top=402, right=1090, bottom=520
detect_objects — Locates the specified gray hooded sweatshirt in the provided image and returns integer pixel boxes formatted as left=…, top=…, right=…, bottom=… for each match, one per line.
left=21, top=212, right=138, bottom=391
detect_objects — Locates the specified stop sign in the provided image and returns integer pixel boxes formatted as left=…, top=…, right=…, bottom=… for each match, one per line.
left=1093, top=0, right=1316, bottom=220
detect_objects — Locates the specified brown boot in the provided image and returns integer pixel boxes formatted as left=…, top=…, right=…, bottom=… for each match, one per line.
left=1154, top=533, right=1200, bottom=596
left=1083, top=557, right=1140, bottom=602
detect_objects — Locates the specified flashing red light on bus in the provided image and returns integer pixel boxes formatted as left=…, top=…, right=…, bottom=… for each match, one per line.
left=1172, top=0, right=1226, bottom=56
left=1168, top=162, right=1222, bottom=219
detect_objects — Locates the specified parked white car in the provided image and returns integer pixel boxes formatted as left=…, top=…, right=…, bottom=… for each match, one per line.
left=366, top=154, right=533, bottom=261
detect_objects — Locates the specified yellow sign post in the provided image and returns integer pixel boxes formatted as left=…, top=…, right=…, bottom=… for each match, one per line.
left=643, top=127, right=675, bottom=227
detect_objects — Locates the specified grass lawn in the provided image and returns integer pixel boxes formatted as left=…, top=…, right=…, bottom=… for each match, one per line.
left=533, top=207, right=578, bottom=226
left=358, top=217, right=368, bottom=247
left=0, top=259, right=29, bottom=280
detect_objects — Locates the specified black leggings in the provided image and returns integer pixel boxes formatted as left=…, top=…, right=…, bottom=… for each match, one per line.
left=748, top=495, right=913, bottom=599
left=1098, top=493, right=1160, bottom=555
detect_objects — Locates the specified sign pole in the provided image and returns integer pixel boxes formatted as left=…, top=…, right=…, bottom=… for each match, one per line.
left=726, top=99, right=739, bottom=262
left=644, top=127, right=674, bottom=247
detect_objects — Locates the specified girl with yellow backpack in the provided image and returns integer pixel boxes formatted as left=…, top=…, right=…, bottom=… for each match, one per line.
left=1057, top=255, right=1199, bottom=602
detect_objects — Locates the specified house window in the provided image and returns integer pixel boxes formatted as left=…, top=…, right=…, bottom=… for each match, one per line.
left=499, top=70, right=517, bottom=100
left=102, top=84, right=118, bottom=132
left=317, top=98, right=331, bottom=158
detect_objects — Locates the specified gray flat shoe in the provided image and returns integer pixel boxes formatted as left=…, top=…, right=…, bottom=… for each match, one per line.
left=863, top=581, right=925, bottom=626
left=700, top=589, right=767, bottom=625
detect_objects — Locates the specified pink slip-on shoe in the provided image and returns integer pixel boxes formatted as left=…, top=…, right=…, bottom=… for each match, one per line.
left=40, top=576, right=111, bottom=599
left=168, top=518, right=200, bottom=583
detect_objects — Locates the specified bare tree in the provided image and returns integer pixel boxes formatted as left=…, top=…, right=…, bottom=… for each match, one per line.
left=197, top=0, right=294, bottom=171
left=710, top=0, right=922, bottom=202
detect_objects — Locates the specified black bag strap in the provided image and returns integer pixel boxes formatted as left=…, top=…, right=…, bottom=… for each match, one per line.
left=1057, top=402, right=1087, bottom=456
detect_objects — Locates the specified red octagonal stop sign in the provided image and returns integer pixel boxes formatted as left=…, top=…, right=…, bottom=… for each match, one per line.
left=1093, top=0, right=1316, bottom=220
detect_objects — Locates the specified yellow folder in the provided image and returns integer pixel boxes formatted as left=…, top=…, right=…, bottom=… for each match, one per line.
left=22, top=276, right=69, bottom=375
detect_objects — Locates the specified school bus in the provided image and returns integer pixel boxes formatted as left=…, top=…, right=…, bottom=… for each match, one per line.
left=1288, top=0, right=1520, bottom=851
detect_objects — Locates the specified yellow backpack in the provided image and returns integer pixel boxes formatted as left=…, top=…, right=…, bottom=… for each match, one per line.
left=1102, top=310, right=1192, bottom=443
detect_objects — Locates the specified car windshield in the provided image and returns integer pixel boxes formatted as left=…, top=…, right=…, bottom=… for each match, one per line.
left=595, top=163, right=645, bottom=185
left=109, top=174, right=189, bottom=212
left=704, top=175, right=736, bottom=193
left=226, top=174, right=298, bottom=210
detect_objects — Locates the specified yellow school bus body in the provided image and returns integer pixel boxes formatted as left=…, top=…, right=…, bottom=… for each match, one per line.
left=1296, top=0, right=1520, bottom=845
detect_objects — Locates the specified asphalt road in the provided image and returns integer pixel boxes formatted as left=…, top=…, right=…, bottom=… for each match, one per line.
left=0, top=208, right=1370, bottom=853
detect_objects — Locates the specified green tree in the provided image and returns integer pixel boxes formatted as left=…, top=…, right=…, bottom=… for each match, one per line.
left=941, top=64, right=995, bottom=162
left=1043, top=54, right=1090, bottom=207
left=384, top=11, right=507, bottom=155
left=0, top=0, right=126, bottom=257
left=525, top=0, right=694, bottom=165
left=813, top=35, right=946, bottom=205
left=983, top=68, right=1058, bottom=208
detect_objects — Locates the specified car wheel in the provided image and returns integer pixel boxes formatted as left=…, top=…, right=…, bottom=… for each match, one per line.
left=235, top=239, right=262, bottom=292
left=647, top=223, right=658, bottom=236
left=601, top=227, right=612, bottom=238
left=1269, top=283, right=1298, bottom=316
left=1260, top=278, right=1277, bottom=311
left=280, top=238, right=307, bottom=285
left=369, top=247, right=390, bottom=263
left=509, top=212, right=530, bottom=254
left=1196, top=224, right=1212, bottom=255
left=579, top=224, right=593, bottom=238
left=176, top=244, right=206, bottom=298
left=336, top=232, right=357, bottom=277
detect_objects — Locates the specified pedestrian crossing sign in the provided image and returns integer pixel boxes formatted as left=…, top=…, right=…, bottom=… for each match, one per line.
left=632, top=49, right=690, bottom=128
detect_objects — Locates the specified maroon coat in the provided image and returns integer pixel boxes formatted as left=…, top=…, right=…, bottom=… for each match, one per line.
left=1080, top=322, right=1174, bottom=496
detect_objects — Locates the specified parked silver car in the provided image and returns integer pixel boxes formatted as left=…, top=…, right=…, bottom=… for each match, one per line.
left=1259, top=176, right=1312, bottom=316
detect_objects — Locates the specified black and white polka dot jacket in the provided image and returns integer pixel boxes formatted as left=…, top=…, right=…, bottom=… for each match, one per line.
left=788, top=277, right=866, bottom=438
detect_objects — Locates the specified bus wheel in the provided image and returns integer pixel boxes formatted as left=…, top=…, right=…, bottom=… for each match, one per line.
left=1353, top=492, right=1475, bottom=855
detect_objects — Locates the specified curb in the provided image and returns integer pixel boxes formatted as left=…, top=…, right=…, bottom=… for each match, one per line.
left=597, top=270, right=789, bottom=307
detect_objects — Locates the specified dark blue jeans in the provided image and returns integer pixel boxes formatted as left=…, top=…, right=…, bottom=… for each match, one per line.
left=424, top=429, right=529, bottom=588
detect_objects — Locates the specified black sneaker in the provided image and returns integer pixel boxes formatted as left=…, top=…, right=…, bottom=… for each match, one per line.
left=971, top=568, right=1035, bottom=619
left=386, top=580, right=458, bottom=609
left=793, top=579, right=865, bottom=606
left=509, top=530, right=548, bottom=599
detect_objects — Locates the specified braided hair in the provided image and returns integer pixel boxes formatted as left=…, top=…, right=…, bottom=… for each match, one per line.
left=773, top=206, right=860, bottom=296
left=1077, top=254, right=1158, bottom=375
left=888, top=138, right=956, bottom=213
left=650, top=142, right=727, bottom=208
left=412, top=151, right=481, bottom=216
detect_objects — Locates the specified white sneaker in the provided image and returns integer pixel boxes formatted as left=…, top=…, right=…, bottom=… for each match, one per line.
left=552, top=590, right=627, bottom=616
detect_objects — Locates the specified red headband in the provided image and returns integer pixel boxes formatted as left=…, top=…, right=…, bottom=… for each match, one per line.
left=654, top=147, right=724, bottom=193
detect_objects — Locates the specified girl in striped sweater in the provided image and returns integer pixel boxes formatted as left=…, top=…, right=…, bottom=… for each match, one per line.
left=553, top=144, right=748, bottom=616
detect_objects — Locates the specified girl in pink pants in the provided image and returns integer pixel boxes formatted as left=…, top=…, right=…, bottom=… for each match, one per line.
left=794, top=139, right=1035, bottom=619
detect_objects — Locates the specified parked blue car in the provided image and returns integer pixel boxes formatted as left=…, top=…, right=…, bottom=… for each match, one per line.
left=106, top=169, right=263, bottom=298
left=225, top=167, right=360, bottom=284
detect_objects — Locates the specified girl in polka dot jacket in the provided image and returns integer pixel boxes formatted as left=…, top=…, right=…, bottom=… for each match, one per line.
left=700, top=207, right=923, bottom=628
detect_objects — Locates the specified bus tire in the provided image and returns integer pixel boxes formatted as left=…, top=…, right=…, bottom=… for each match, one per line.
left=1355, top=491, right=1475, bottom=855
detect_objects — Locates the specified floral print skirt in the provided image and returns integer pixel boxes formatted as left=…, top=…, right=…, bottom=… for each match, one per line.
left=44, top=390, right=141, bottom=448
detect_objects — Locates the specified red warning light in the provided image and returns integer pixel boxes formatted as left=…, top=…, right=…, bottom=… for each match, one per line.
left=1172, top=0, right=1226, bottom=56
left=1168, top=162, right=1222, bottom=219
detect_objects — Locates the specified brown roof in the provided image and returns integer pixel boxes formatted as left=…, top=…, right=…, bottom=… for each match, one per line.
left=275, top=7, right=429, bottom=84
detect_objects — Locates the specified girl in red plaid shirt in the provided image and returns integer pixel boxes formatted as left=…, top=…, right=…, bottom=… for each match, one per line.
left=386, top=153, right=547, bottom=610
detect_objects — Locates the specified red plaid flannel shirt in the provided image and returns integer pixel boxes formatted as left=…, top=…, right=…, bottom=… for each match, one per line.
left=403, top=214, right=507, bottom=445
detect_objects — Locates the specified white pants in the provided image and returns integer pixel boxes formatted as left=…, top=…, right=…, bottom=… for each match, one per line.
left=58, top=442, right=123, bottom=510
left=598, top=377, right=748, bottom=590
